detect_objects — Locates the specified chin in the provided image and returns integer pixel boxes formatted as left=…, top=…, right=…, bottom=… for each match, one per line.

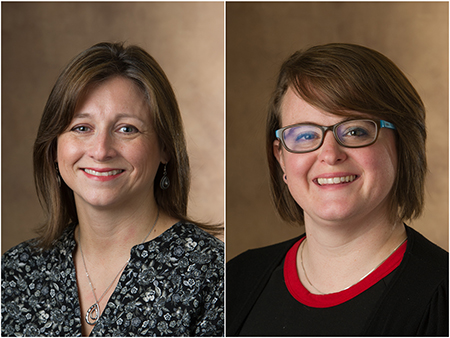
left=307, top=205, right=360, bottom=224
left=75, top=193, right=122, bottom=210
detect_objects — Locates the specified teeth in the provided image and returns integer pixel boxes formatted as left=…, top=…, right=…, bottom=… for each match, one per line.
left=84, top=169, right=123, bottom=177
left=317, top=175, right=356, bottom=186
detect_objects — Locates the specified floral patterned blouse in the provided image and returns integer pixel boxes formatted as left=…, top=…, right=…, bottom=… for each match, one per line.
left=1, top=222, right=224, bottom=337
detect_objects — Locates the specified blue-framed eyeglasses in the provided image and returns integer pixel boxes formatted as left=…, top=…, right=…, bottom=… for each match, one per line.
left=275, top=119, right=396, bottom=153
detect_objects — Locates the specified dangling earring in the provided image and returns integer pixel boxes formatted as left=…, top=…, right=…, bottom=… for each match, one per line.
left=160, top=164, right=170, bottom=190
left=55, top=163, right=61, bottom=188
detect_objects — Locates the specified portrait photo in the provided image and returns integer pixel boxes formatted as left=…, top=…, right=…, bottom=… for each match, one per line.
left=226, top=2, right=448, bottom=336
left=2, top=2, right=224, bottom=336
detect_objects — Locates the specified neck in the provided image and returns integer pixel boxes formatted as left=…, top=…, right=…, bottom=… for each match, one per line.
left=304, top=197, right=402, bottom=248
left=74, top=196, right=164, bottom=259
left=300, top=211, right=407, bottom=294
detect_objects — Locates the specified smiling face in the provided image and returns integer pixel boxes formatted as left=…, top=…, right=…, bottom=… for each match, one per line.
left=57, top=76, right=168, bottom=212
left=274, top=88, right=398, bottom=225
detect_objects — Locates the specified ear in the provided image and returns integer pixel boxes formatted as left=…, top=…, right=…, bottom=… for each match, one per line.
left=273, top=139, right=287, bottom=183
left=159, top=143, right=171, bottom=165
left=161, top=153, right=170, bottom=166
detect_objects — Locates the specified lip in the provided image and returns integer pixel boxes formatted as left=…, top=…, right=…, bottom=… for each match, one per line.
left=313, top=172, right=359, bottom=187
left=81, top=167, right=125, bottom=181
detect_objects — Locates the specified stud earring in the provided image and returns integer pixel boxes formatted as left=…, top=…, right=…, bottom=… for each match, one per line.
left=160, top=164, right=170, bottom=190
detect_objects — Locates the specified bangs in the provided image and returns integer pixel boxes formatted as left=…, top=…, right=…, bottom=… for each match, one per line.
left=289, top=75, right=375, bottom=121
left=283, top=46, right=398, bottom=121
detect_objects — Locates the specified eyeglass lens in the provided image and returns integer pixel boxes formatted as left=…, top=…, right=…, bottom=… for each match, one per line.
left=282, top=120, right=378, bottom=152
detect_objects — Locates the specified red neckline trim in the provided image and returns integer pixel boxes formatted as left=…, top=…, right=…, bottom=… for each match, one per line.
left=284, top=236, right=407, bottom=308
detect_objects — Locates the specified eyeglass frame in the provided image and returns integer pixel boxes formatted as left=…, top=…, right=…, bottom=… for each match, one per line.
left=275, top=119, right=396, bottom=153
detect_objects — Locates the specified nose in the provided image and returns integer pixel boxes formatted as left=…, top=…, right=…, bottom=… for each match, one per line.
left=88, top=130, right=117, bottom=161
left=317, top=130, right=347, bottom=165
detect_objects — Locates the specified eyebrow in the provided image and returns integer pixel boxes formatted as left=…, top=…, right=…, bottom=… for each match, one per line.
left=72, top=112, right=146, bottom=124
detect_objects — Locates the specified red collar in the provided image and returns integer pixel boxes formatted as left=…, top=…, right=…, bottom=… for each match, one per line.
left=284, top=236, right=407, bottom=308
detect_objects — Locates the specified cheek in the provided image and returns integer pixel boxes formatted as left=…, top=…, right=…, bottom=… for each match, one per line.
left=358, top=144, right=398, bottom=189
left=56, top=136, right=82, bottom=166
left=377, top=133, right=398, bottom=180
left=283, top=153, right=316, bottom=181
left=129, top=141, right=162, bottom=173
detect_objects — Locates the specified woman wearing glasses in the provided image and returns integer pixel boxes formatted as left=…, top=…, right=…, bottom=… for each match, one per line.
left=227, top=43, right=448, bottom=336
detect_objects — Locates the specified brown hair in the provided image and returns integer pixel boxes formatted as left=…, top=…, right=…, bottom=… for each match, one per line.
left=33, top=42, right=217, bottom=249
left=267, top=43, right=426, bottom=225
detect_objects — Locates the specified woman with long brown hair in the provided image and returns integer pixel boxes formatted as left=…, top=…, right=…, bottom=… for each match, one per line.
left=2, top=42, right=223, bottom=337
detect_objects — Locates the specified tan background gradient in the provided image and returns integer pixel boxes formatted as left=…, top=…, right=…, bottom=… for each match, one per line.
left=226, top=2, right=448, bottom=260
left=2, top=2, right=224, bottom=254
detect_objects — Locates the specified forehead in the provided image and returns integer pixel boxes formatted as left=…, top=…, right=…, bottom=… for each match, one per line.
left=279, top=87, right=372, bottom=127
left=280, top=87, right=339, bottom=126
left=74, top=76, right=151, bottom=120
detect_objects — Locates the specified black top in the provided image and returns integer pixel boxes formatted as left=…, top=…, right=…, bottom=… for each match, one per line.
left=2, top=222, right=224, bottom=337
left=226, top=225, right=448, bottom=336
left=239, top=248, right=399, bottom=335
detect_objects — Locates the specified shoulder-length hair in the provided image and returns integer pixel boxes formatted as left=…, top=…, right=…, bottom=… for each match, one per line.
left=267, top=43, right=426, bottom=225
left=34, top=42, right=196, bottom=249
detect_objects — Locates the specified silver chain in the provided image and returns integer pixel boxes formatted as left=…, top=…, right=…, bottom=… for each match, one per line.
left=300, top=236, right=407, bottom=295
left=79, top=209, right=160, bottom=325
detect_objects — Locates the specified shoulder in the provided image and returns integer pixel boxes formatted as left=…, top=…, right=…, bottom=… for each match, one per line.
left=228, top=235, right=303, bottom=273
left=405, top=225, right=448, bottom=278
left=2, top=228, right=79, bottom=337
left=135, top=221, right=224, bottom=271
left=226, top=235, right=303, bottom=335
left=402, top=225, right=448, bottom=301
left=2, top=239, right=47, bottom=274
left=166, top=221, right=224, bottom=254
left=390, top=226, right=448, bottom=302
left=2, top=240, right=57, bottom=316
left=2, top=226, right=76, bottom=280
left=364, top=226, right=448, bottom=335
left=174, top=222, right=224, bottom=269
left=227, top=235, right=303, bottom=294
left=2, top=240, right=37, bottom=270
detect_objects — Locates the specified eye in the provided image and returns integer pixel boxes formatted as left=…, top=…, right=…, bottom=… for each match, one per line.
left=284, top=125, right=321, bottom=146
left=117, top=125, right=139, bottom=134
left=71, top=125, right=91, bottom=133
left=289, top=128, right=321, bottom=143
left=295, top=132, right=320, bottom=141
left=343, top=127, right=369, bottom=138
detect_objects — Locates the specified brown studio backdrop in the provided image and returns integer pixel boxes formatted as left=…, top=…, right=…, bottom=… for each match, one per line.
left=226, top=2, right=448, bottom=260
left=2, top=2, right=224, bottom=254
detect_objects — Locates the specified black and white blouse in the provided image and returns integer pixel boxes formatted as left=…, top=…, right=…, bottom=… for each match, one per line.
left=2, top=222, right=224, bottom=337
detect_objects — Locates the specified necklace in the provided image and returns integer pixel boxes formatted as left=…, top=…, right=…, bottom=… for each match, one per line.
left=300, top=236, right=407, bottom=295
left=79, top=209, right=160, bottom=326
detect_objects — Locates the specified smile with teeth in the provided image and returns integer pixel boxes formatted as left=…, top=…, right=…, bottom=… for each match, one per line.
left=317, top=175, right=357, bottom=186
left=83, top=169, right=124, bottom=177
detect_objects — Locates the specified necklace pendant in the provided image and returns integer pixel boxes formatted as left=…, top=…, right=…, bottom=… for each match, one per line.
left=86, top=303, right=100, bottom=325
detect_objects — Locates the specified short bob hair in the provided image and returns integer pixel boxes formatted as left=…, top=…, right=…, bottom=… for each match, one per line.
left=267, top=43, right=426, bottom=225
left=34, top=42, right=191, bottom=249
